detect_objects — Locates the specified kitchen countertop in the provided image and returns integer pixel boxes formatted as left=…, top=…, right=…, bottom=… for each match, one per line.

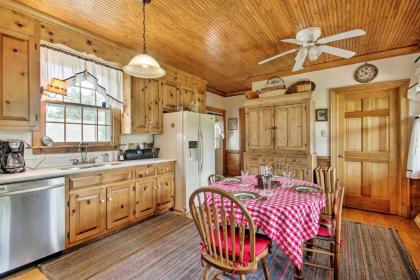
left=0, top=158, right=175, bottom=185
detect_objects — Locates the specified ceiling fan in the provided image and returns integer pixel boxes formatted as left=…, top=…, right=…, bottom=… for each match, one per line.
left=258, top=27, right=366, bottom=71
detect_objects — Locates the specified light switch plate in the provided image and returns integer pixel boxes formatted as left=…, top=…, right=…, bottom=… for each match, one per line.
left=321, top=130, right=327, bottom=137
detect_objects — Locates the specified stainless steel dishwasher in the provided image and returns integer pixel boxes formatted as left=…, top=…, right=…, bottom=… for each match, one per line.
left=0, top=177, right=65, bottom=275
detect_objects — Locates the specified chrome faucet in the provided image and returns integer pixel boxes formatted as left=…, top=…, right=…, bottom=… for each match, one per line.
left=79, top=142, right=89, bottom=164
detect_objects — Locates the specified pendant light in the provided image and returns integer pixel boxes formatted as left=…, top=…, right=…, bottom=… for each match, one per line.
left=123, top=0, right=166, bottom=79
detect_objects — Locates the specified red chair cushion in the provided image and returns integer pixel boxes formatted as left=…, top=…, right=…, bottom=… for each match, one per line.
left=318, top=216, right=334, bottom=237
left=211, top=228, right=271, bottom=263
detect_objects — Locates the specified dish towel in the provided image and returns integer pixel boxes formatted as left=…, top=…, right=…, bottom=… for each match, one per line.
left=407, top=116, right=420, bottom=179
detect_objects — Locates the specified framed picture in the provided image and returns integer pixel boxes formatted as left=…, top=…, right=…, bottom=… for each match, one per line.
left=315, top=109, right=328, bottom=121
left=228, top=118, right=238, bottom=130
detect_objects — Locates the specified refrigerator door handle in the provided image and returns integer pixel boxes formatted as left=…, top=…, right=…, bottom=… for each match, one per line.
left=199, top=128, right=203, bottom=174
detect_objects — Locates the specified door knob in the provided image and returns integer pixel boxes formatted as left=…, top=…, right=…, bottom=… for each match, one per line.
left=338, top=154, right=344, bottom=158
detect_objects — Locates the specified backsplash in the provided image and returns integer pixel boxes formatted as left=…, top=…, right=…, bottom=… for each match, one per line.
left=0, top=131, right=153, bottom=169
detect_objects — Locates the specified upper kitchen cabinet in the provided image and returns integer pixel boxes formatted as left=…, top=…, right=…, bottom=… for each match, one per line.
left=123, top=67, right=207, bottom=134
left=131, top=77, right=163, bottom=134
left=0, top=9, right=40, bottom=130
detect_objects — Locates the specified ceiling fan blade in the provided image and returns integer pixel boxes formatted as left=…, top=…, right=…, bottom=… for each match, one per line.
left=281, top=38, right=303, bottom=45
left=292, top=48, right=308, bottom=72
left=317, top=29, right=366, bottom=44
left=319, top=45, right=355, bottom=58
left=258, top=48, right=300, bottom=65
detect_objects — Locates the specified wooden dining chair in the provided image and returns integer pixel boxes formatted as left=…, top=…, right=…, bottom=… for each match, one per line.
left=208, top=174, right=225, bottom=185
left=302, top=186, right=345, bottom=280
left=189, top=187, right=271, bottom=280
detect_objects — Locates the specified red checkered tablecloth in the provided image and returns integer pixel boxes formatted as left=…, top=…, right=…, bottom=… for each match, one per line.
left=211, top=176, right=325, bottom=269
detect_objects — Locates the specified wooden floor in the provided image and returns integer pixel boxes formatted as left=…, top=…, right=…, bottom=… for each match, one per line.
left=6, top=208, right=420, bottom=280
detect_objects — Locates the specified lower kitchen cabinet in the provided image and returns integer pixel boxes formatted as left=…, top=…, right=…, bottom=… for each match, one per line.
left=106, top=183, right=134, bottom=229
left=66, top=162, right=175, bottom=247
left=157, top=174, right=174, bottom=211
left=134, top=178, right=156, bottom=219
left=69, top=188, right=106, bottom=244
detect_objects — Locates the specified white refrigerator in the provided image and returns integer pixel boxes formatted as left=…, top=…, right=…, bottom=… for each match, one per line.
left=155, top=111, right=215, bottom=212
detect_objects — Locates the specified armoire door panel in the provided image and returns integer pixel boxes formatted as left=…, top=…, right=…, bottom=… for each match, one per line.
left=287, top=104, right=306, bottom=149
left=274, top=106, right=288, bottom=148
left=259, top=107, right=274, bottom=150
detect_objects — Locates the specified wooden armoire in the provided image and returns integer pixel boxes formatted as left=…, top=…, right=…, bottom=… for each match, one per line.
left=244, top=92, right=317, bottom=181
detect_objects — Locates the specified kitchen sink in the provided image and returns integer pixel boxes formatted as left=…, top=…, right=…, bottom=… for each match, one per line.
left=58, top=162, right=123, bottom=171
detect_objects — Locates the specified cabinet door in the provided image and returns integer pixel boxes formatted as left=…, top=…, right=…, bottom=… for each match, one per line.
left=134, top=179, right=156, bottom=219
left=274, top=105, right=288, bottom=149
left=0, top=33, right=39, bottom=128
left=106, top=183, right=134, bottom=229
left=246, top=107, right=274, bottom=150
left=162, top=80, right=179, bottom=112
left=148, top=79, right=163, bottom=133
left=197, top=90, right=206, bottom=113
left=156, top=174, right=174, bottom=211
left=69, top=188, right=106, bottom=244
left=181, top=87, right=196, bottom=111
left=131, top=77, right=149, bottom=133
left=287, top=104, right=306, bottom=150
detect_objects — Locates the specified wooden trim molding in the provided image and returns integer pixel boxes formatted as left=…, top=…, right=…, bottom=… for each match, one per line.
left=330, top=79, right=410, bottom=217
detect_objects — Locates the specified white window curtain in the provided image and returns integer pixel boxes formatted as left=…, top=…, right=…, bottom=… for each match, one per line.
left=40, top=41, right=123, bottom=105
left=407, top=116, right=420, bottom=179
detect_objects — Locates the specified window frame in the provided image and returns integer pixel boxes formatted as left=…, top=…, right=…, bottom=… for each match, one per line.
left=44, top=99, right=113, bottom=145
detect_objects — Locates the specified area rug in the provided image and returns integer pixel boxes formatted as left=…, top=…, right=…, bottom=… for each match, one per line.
left=39, top=212, right=419, bottom=280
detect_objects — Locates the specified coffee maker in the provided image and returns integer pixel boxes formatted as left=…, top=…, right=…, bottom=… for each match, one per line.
left=0, top=140, right=26, bottom=173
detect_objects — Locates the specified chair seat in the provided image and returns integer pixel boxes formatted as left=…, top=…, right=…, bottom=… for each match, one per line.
left=212, top=228, right=271, bottom=263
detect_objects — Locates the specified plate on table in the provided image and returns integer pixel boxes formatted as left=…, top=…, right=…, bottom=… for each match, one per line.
left=223, top=177, right=241, bottom=183
left=232, top=191, right=260, bottom=201
left=290, top=185, right=320, bottom=194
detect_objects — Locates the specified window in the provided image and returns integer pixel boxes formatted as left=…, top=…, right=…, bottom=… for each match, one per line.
left=45, top=80, right=112, bottom=143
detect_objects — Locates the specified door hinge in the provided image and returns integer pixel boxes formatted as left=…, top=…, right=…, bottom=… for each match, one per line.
left=35, top=43, right=37, bottom=50
left=133, top=210, right=136, bottom=215
left=132, top=186, right=135, bottom=191
left=35, top=114, right=38, bottom=121
left=67, top=201, right=70, bottom=207
left=67, top=232, right=70, bottom=239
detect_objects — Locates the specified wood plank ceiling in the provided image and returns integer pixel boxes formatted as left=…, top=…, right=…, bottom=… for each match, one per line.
left=15, top=0, right=420, bottom=95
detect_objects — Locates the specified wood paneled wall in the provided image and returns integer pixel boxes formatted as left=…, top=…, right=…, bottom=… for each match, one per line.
left=411, top=179, right=420, bottom=218
left=226, top=150, right=240, bottom=176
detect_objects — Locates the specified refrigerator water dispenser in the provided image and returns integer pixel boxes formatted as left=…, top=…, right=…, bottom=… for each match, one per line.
left=188, top=141, right=198, bottom=161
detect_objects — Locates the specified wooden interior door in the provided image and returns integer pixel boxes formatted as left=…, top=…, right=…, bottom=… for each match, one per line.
left=131, top=77, right=148, bottom=133
left=246, top=107, right=274, bottom=150
left=69, top=188, right=106, bottom=243
left=334, top=85, right=400, bottom=213
left=148, top=79, right=162, bottom=133
left=106, top=183, right=134, bottom=229
left=135, top=179, right=156, bottom=219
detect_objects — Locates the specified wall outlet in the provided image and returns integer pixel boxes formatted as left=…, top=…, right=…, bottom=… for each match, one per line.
left=321, top=130, right=327, bottom=138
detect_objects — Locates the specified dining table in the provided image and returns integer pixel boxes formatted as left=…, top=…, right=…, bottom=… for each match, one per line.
left=211, top=175, right=326, bottom=279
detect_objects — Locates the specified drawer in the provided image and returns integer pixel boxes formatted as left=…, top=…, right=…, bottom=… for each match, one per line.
left=68, top=169, right=133, bottom=190
left=157, top=162, right=174, bottom=174
left=136, top=164, right=156, bottom=178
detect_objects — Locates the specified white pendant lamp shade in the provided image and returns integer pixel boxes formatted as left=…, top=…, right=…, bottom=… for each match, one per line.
left=123, top=0, right=165, bottom=79
left=123, top=53, right=166, bottom=79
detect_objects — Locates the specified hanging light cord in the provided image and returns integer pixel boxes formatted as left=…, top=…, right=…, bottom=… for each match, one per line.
left=142, top=0, right=147, bottom=53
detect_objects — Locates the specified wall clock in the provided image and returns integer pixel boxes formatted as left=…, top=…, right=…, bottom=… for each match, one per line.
left=354, top=63, right=378, bottom=83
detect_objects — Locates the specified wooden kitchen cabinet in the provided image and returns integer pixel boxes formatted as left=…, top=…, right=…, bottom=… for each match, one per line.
left=0, top=31, right=40, bottom=130
left=131, top=77, right=162, bottom=134
left=69, top=187, right=106, bottom=243
left=180, top=86, right=196, bottom=111
left=106, top=182, right=134, bottom=229
left=156, top=174, right=174, bottom=211
left=66, top=163, right=175, bottom=247
left=162, top=80, right=179, bottom=112
left=134, top=178, right=156, bottom=219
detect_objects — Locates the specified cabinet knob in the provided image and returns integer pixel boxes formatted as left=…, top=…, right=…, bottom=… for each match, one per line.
left=72, top=209, right=76, bottom=214
left=338, top=154, right=344, bottom=158
left=108, top=197, right=112, bottom=201
left=100, top=199, right=105, bottom=203
left=120, top=204, right=124, bottom=209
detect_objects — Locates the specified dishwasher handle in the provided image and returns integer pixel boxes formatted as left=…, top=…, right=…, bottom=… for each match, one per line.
left=0, top=184, right=63, bottom=196
left=0, top=177, right=65, bottom=197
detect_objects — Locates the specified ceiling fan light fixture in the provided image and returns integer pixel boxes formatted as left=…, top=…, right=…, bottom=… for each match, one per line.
left=123, top=0, right=165, bottom=79
left=308, top=46, right=321, bottom=61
